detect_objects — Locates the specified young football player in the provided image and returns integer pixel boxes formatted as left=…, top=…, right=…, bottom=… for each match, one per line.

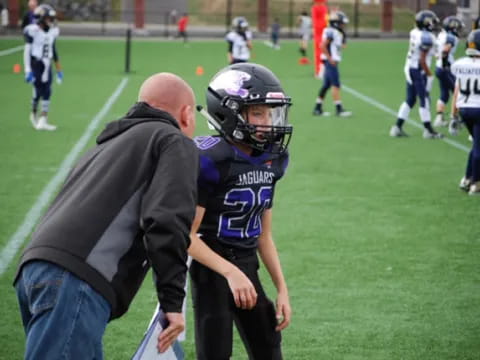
left=433, top=16, right=464, bottom=127
left=390, top=10, right=441, bottom=139
left=23, top=4, right=63, bottom=131
left=312, top=10, right=352, bottom=117
left=297, top=10, right=312, bottom=58
left=190, top=62, right=293, bottom=359
left=226, top=16, right=252, bottom=64
left=450, top=29, right=480, bottom=195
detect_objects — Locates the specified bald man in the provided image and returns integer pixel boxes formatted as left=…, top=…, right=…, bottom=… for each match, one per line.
left=21, top=0, right=38, bottom=28
left=14, top=73, right=199, bottom=359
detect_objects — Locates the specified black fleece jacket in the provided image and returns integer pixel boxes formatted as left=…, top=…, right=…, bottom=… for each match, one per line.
left=15, top=102, right=198, bottom=319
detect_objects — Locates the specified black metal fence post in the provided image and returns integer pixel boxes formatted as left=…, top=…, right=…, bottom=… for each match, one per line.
left=125, top=28, right=131, bottom=73
left=354, top=0, right=359, bottom=38
left=226, top=0, right=233, bottom=32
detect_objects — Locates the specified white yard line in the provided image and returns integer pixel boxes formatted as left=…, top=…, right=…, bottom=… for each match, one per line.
left=0, top=45, right=24, bottom=57
left=0, top=77, right=129, bottom=276
left=342, top=84, right=470, bottom=153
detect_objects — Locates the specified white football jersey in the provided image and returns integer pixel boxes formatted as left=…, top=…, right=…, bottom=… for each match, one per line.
left=435, top=30, right=458, bottom=69
left=451, top=57, right=480, bottom=108
left=24, top=23, right=60, bottom=61
left=405, top=28, right=436, bottom=70
left=298, top=15, right=312, bottom=35
left=226, top=30, right=252, bottom=61
left=320, top=27, right=344, bottom=62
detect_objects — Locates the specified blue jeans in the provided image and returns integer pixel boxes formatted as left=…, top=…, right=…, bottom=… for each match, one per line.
left=15, top=260, right=111, bottom=360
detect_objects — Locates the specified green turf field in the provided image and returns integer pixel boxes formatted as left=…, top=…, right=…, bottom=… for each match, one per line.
left=0, top=36, right=479, bottom=359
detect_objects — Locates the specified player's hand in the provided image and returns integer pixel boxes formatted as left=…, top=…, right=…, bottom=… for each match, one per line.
left=25, top=71, right=34, bottom=83
left=56, top=71, right=63, bottom=84
left=329, top=59, right=337, bottom=66
left=275, top=290, right=291, bottom=332
left=225, top=267, right=257, bottom=309
left=426, top=75, right=434, bottom=93
left=404, top=66, right=412, bottom=84
left=157, top=312, right=184, bottom=353
left=448, top=115, right=461, bottom=136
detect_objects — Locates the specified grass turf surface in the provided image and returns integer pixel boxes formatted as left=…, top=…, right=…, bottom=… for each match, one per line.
left=0, top=37, right=479, bottom=359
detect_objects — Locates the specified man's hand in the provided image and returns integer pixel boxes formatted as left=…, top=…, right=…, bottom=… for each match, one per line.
left=225, top=267, right=258, bottom=309
left=275, top=290, right=291, bottom=331
left=157, top=312, right=184, bottom=353
left=56, top=71, right=64, bottom=84
left=25, top=71, right=34, bottom=83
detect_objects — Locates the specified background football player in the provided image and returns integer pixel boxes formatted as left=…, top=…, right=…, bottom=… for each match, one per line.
left=312, top=10, right=352, bottom=117
left=23, top=3, right=63, bottom=131
left=190, top=62, right=293, bottom=359
left=450, top=29, right=480, bottom=195
left=225, top=16, right=252, bottom=64
left=433, top=16, right=464, bottom=127
left=297, top=10, right=312, bottom=59
left=390, top=10, right=441, bottom=139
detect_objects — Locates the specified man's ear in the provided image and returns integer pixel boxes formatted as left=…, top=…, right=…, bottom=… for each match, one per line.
left=179, top=104, right=191, bottom=127
left=179, top=104, right=195, bottom=137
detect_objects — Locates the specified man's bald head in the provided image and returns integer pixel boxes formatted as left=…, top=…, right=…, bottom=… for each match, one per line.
left=138, top=73, right=196, bottom=137
left=28, top=0, right=38, bottom=10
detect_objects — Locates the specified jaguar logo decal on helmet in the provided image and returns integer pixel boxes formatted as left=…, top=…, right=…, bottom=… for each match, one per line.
left=210, top=70, right=251, bottom=98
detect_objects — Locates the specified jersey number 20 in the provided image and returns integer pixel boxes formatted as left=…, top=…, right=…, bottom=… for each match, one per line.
left=218, top=186, right=272, bottom=239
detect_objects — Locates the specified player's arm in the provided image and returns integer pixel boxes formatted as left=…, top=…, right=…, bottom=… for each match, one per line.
left=246, top=31, right=253, bottom=50
left=257, top=208, right=291, bottom=331
left=52, top=41, right=64, bottom=83
left=52, top=41, right=62, bottom=72
left=419, top=49, right=432, bottom=77
left=321, top=37, right=335, bottom=65
left=442, top=35, right=455, bottom=68
left=188, top=206, right=258, bottom=309
left=23, top=28, right=33, bottom=79
left=441, top=44, right=452, bottom=69
left=451, top=80, right=459, bottom=117
left=227, top=39, right=234, bottom=63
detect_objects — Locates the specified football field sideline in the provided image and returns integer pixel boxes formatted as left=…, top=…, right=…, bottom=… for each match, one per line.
left=0, top=76, right=129, bottom=276
left=0, top=45, right=24, bottom=57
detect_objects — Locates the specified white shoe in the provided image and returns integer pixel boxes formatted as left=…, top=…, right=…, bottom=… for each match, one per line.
left=459, top=176, right=472, bottom=192
left=468, top=134, right=473, bottom=142
left=390, top=125, right=408, bottom=137
left=336, top=110, right=352, bottom=117
left=29, top=112, right=38, bottom=129
left=423, top=129, right=444, bottom=139
left=468, top=182, right=480, bottom=196
left=434, top=114, right=448, bottom=127
left=312, top=109, right=330, bottom=116
left=36, top=116, right=57, bottom=131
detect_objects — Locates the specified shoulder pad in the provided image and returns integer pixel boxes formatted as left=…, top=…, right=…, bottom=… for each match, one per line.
left=420, top=31, right=434, bottom=47
left=194, top=136, right=233, bottom=161
left=446, top=33, right=456, bottom=46
left=324, top=28, right=334, bottom=39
